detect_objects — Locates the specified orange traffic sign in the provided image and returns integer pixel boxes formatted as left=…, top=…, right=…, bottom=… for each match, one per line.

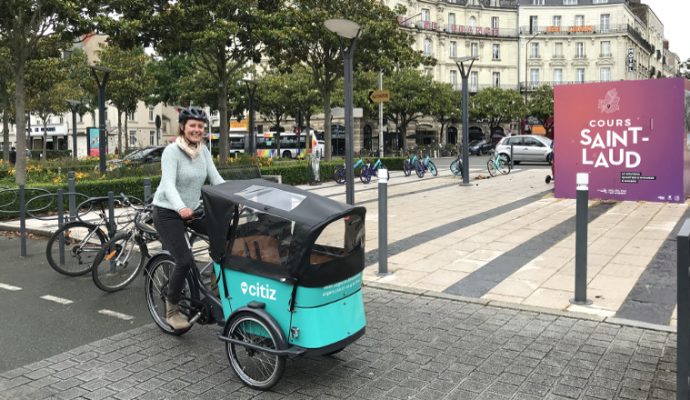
left=368, top=90, right=390, bottom=103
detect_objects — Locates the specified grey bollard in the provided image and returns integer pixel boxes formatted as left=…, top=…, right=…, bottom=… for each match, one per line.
left=108, top=191, right=116, bottom=236
left=570, top=172, right=592, bottom=305
left=377, top=168, right=390, bottom=276
left=19, top=185, right=26, bottom=257
left=510, top=144, right=514, bottom=169
left=57, top=189, right=65, bottom=265
left=143, top=178, right=152, bottom=204
left=68, top=171, right=76, bottom=222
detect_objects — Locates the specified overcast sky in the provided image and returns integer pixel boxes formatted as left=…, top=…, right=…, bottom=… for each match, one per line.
left=642, top=0, right=689, bottom=62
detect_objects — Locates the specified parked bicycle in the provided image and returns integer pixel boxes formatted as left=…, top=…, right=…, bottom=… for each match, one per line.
left=449, top=154, right=463, bottom=178
left=359, top=158, right=390, bottom=184
left=487, top=150, right=511, bottom=177
left=333, top=159, right=364, bottom=184
left=45, top=194, right=138, bottom=276
left=413, top=154, right=438, bottom=178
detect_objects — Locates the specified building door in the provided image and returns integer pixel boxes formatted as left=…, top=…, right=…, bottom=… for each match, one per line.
left=447, top=127, right=458, bottom=145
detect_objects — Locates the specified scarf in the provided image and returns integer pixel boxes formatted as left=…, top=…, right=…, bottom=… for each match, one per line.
left=176, top=136, right=201, bottom=160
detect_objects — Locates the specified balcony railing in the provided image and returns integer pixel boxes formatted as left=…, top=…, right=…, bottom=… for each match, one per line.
left=396, top=16, right=518, bottom=38
left=519, top=24, right=652, bottom=53
left=520, top=80, right=614, bottom=91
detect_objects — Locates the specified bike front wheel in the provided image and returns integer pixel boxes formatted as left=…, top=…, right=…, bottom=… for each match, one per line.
left=225, top=312, right=286, bottom=390
left=360, top=167, right=371, bottom=184
left=449, top=158, right=462, bottom=177
left=415, top=161, right=425, bottom=178
left=92, top=231, right=147, bottom=292
left=498, top=159, right=511, bottom=175
left=144, top=255, right=195, bottom=336
left=403, top=160, right=412, bottom=176
left=427, top=160, right=438, bottom=176
left=487, top=160, right=499, bottom=177
left=46, top=221, right=107, bottom=276
left=333, top=167, right=346, bottom=184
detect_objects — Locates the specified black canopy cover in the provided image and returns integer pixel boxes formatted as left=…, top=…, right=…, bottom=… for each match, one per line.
left=201, top=179, right=366, bottom=285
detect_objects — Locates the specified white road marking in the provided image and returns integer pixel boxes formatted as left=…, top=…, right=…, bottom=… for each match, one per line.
left=0, top=283, right=22, bottom=291
left=40, top=295, right=73, bottom=305
left=98, top=309, right=134, bottom=321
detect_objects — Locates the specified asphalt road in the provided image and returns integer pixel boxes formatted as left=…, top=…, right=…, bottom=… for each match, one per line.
left=0, top=234, right=152, bottom=373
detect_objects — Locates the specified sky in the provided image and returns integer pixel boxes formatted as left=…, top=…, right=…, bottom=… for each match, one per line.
left=642, top=0, right=689, bottom=63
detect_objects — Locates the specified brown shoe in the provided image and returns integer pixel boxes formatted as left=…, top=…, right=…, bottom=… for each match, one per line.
left=166, top=301, right=190, bottom=330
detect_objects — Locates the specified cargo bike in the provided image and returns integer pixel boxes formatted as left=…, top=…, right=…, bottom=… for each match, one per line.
left=143, top=179, right=367, bottom=390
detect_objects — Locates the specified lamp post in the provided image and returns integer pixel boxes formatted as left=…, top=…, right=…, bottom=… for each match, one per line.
left=66, top=100, right=81, bottom=159
left=523, top=32, right=540, bottom=103
left=242, top=78, right=257, bottom=156
left=90, top=66, right=111, bottom=173
left=452, top=56, right=478, bottom=186
left=325, top=18, right=361, bottom=206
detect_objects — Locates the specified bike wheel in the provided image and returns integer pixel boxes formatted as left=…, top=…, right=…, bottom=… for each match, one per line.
left=403, top=160, right=412, bottom=176
left=498, top=159, right=511, bottom=175
left=333, top=167, right=346, bottom=184
left=46, top=221, right=107, bottom=276
left=92, top=231, right=146, bottom=292
left=225, top=312, right=286, bottom=390
left=360, top=167, right=371, bottom=184
left=487, top=160, right=499, bottom=177
left=144, top=255, right=195, bottom=336
left=428, top=160, right=438, bottom=176
left=449, top=159, right=462, bottom=177
left=415, top=161, right=425, bottom=178
left=378, top=165, right=391, bottom=180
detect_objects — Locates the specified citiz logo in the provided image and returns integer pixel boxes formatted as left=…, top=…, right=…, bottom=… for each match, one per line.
left=240, top=281, right=277, bottom=301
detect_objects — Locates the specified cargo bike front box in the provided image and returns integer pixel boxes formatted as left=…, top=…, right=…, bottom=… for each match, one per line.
left=201, top=179, right=367, bottom=390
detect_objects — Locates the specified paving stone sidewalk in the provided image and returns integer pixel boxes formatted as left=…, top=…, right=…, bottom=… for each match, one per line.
left=0, top=285, right=677, bottom=400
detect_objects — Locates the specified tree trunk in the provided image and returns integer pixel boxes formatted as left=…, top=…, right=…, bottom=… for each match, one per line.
left=14, top=60, right=27, bottom=185
left=2, top=105, right=9, bottom=162
left=124, top=116, right=129, bottom=152
left=42, top=117, right=48, bottom=160
left=117, top=109, right=123, bottom=157
left=217, top=56, right=228, bottom=167
left=275, top=116, right=282, bottom=158
left=322, top=92, right=332, bottom=161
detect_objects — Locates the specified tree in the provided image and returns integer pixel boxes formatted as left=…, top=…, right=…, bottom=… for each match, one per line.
left=97, top=43, right=153, bottom=153
left=256, top=71, right=293, bottom=157
left=0, top=45, right=13, bottom=162
left=428, top=82, right=461, bottom=146
left=527, top=85, right=554, bottom=136
left=267, top=0, right=427, bottom=160
left=383, top=68, right=434, bottom=153
left=0, top=0, right=97, bottom=184
left=283, top=66, right=321, bottom=152
left=470, top=87, right=526, bottom=130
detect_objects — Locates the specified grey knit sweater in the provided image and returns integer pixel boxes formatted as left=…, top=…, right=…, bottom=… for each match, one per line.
left=152, top=143, right=224, bottom=212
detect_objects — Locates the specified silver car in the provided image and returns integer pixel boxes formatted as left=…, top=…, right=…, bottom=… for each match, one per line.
left=495, top=135, right=553, bottom=164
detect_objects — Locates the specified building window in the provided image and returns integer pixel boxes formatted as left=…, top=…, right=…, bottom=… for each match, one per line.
left=470, top=42, right=479, bottom=58
left=490, top=0, right=501, bottom=6
left=576, top=68, right=585, bottom=83
left=78, top=114, right=83, bottom=123
left=492, top=72, right=501, bottom=87
left=529, top=16, right=538, bottom=34
left=532, top=0, right=544, bottom=4
left=491, top=17, right=499, bottom=29
left=593, top=0, right=608, bottom=3
left=553, top=68, right=563, bottom=84
left=600, top=67, right=611, bottom=81
left=449, top=41, right=457, bottom=58
left=554, top=42, right=563, bottom=57
left=424, top=38, right=432, bottom=56
left=600, top=41, right=611, bottom=57
left=469, top=16, right=477, bottom=28
left=150, top=130, right=155, bottom=145
left=574, top=15, right=584, bottom=26
left=552, top=15, right=561, bottom=27
left=492, top=44, right=500, bottom=60
left=450, top=70, right=458, bottom=90
left=148, top=107, right=154, bottom=121
left=421, top=9, right=430, bottom=22
left=129, top=131, right=137, bottom=146
left=448, top=13, right=456, bottom=28
left=563, top=0, right=578, bottom=4
left=470, top=71, right=478, bottom=91
left=530, top=69, right=540, bottom=86
left=127, top=111, right=135, bottom=121
left=600, top=14, right=609, bottom=32
left=530, top=42, right=540, bottom=58
left=58, top=116, right=63, bottom=124
left=575, top=42, right=585, bottom=58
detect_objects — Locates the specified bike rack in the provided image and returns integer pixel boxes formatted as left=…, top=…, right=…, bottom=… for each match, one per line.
left=677, top=219, right=690, bottom=400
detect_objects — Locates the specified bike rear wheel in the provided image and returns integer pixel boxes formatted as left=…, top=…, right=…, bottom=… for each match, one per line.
left=403, top=160, right=412, bottom=176
left=46, top=221, right=107, bottom=276
left=333, top=167, right=346, bottom=184
left=360, top=167, right=371, bottom=184
left=428, top=160, right=438, bottom=176
left=415, top=161, right=424, bottom=178
left=144, top=255, right=195, bottom=336
left=92, top=231, right=147, bottom=292
left=449, top=158, right=462, bottom=177
left=487, top=159, right=499, bottom=177
left=225, top=312, right=286, bottom=390
left=498, top=159, right=511, bottom=175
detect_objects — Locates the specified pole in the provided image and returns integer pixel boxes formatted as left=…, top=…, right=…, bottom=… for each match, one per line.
left=71, top=109, right=78, bottom=159
left=571, top=172, right=592, bottom=305
left=98, top=84, right=106, bottom=173
left=378, top=71, right=384, bottom=158
left=344, top=40, right=357, bottom=205
left=378, top=168, right=389, bottom=276
left=57, top=189, right=65, bottom=265
left=461, top=73, right=470, bottom=184
left=68, top=171, right=76, bottom=222
left=19, top=185, right=26, bottom=257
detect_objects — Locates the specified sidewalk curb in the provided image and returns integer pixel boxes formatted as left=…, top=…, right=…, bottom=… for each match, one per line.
left=0, top=223, right=53, bottom=238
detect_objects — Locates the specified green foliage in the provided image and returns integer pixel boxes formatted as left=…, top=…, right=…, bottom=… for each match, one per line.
left=527, top=85, right=554, bottom=123
left=384, top=68, right=435, bottom=152
left=470, top=88, right=526, bottom=129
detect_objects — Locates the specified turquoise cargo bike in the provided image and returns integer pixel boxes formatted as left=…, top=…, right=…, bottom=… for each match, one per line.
left=143, top=179, right=367, bottom=390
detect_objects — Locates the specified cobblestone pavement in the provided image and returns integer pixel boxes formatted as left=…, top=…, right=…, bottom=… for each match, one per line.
left=0, top=286, right=677, bottom=400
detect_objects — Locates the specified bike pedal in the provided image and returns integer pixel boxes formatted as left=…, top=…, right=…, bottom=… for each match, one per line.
left=188, top=312, right=202, bottom=325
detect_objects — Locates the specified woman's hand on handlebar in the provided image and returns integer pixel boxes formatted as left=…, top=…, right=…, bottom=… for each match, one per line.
left=178, top=207, right=194, bottom=219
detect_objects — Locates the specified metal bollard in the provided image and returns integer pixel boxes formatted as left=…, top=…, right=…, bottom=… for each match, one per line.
left=57, top=189, right=65, bottom=265
left=19, top=185, right=26, bottom=257
left=68, top=171, right=76, bottom=222
left=570, top=172, right=592, bottom=305
left=377, top=168, right=390, bottom=276
left=510, top=144, right=514, bottom=169
left=108, top=191, right=116, bottom=236
left=143, top=178, right=152, bottom=204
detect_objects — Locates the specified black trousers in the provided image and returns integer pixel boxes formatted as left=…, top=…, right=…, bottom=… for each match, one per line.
left=152, top=206, right=208, bottom=304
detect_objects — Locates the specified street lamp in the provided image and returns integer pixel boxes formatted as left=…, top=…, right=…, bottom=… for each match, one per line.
left=65, top=99, right=81, bottom=159
left=325, top=18, right=361, bottom=206
left=90, top=65, right=111, bottom=173
left=452, top=56, right=478, bottom=186
left=242, top=77, right=258, bottom=156
left=523, top=32, right=540, bottom=103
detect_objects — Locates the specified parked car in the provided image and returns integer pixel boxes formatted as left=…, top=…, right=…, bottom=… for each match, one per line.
left=495, top=135, right=553, bottom=164
left=468, top=139, right=493, bottom=155
left=108, top=145, right=166, bottom=169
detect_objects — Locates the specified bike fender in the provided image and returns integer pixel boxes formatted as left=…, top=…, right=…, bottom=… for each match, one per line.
left=227, top=306, right=288, bottom=350
left=144, top=251, right=173, bottom=272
